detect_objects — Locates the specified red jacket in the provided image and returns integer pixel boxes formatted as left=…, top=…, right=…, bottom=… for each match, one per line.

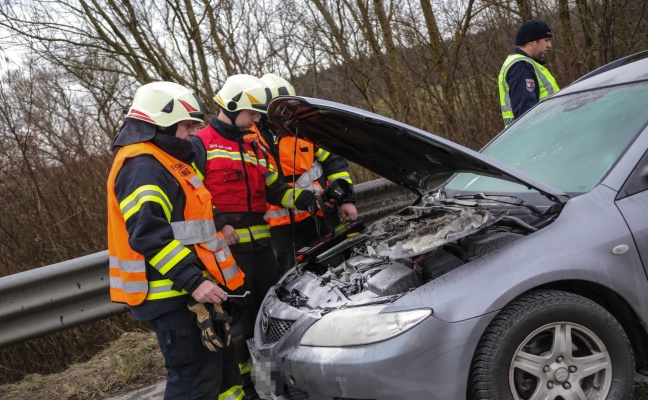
left=193, top=117, right=316, bottom=249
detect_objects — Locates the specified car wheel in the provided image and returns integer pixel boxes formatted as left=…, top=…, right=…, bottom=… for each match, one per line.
left=469, top=290, right=634, bottom=400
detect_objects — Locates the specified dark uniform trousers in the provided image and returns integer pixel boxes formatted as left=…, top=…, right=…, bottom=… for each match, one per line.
left=152, top=307, right=241, bottom=400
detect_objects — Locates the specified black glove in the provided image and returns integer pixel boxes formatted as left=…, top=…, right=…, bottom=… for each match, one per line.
left=310, top=195, right=324, bottom=217
left=188, top=300, right=233, bottom=352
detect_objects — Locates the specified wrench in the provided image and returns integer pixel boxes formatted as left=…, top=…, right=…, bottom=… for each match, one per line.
left=227, top=290, right=250, bottom=298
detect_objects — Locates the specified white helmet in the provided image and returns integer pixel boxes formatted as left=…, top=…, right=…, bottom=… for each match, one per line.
left=126, top=81, right=204, bottom=127
left=260, top=73, right=296, bottom=99
left=214, top=74, right=269, bottom=114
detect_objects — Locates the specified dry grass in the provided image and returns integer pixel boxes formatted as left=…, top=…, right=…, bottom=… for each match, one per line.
left=0, top=330, right=165, bottom=400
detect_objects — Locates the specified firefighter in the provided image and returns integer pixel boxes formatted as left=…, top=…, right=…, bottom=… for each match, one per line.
left=107, top=81, right=244, bottom=400
left=191, top=74, right=318, bottom=400
left=498, top=19, right=560, bottom=128
left=247, top=73, right=358, bottom=276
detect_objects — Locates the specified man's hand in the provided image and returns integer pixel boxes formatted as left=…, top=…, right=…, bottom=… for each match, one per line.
left=188, top=301, right=232, bottom=352
left=192, top=281, right=228, bottom=304
left=339, top=202, right=358, bottom=221
left=221, top=224, right=239, bottom=246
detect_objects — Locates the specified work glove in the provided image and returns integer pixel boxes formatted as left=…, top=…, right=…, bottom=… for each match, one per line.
left=188, top=300, right=233, bottom=352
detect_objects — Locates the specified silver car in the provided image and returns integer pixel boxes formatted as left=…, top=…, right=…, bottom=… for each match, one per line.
left=251, top=51, right=648, bottom=400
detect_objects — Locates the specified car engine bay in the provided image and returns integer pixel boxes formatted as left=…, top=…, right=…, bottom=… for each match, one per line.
left=277, top=192, right=559, bottom=310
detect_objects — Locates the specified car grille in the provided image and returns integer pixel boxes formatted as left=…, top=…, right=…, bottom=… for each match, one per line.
left=260, top=316, right=295, bottom=345
left=278, top=385, right=309, bottom=399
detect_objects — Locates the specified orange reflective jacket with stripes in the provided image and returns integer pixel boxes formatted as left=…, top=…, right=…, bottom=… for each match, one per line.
left=107, top=142, right=245, bottom=306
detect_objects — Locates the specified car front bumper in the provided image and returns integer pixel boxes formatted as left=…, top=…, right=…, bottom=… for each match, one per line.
left=252, top=289, right=491, bottom=400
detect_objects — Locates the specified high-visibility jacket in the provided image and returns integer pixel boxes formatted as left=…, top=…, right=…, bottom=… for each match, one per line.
left=498, top=53, right=559, bottom=128
left=107, top=142, right=245, bottom=307
left=245, top=126, right=354, bottom=228
left=194, top=120, right=315, bottom=249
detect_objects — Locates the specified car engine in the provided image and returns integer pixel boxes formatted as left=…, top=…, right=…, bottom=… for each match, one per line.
left=277, top=193, right=556, bottom=309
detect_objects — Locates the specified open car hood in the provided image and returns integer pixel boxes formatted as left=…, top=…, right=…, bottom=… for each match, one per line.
left=267, top=96, right=567, bottom=204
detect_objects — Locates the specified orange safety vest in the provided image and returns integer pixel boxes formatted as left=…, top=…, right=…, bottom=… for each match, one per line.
left=246, top=127, right=324, bottom=227
left=107, top=142, right=245, bottom=306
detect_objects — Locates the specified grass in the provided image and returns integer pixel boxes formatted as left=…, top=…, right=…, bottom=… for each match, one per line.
left=0, top=330, right=165, bottom=400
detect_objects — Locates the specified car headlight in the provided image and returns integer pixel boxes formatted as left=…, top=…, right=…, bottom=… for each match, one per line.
left=300, top=305, right=432, bottom=347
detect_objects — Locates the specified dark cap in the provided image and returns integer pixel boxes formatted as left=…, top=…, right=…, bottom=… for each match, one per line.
left=516, top=20, right=552, bottom=45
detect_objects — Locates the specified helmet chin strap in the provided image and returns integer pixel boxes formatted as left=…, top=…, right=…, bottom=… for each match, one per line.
left=157, top=122, right=179, bottom=137
left=220, top=106, right=241, bottom=127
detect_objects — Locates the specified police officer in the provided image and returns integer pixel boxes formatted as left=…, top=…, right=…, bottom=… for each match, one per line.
left=192, top=74, right=318, bottom=400
left=248, top=73, right=358, bottom=275
left=107, top=81, right=244, bottom=400
left=498, top=19, right=560, bottom=128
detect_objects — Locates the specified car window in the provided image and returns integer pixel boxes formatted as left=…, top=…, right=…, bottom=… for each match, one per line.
left=446, top=81, right=648, bottom=195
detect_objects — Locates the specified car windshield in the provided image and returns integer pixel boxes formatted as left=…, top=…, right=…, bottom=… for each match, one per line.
left=445, top=80, right=648, bottom=196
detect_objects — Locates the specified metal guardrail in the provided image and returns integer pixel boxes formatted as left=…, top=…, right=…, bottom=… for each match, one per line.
left=0, top=178, right=420, bottom=349
left=0, top=251, right=129, bottom=348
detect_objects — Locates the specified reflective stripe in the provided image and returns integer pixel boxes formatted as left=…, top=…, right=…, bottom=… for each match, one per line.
left=314, top=148, right=330, bottom=162
left=206, top=148, right=267, bottom=167
left=235, top=225, right=271, bottom=243
left=171, top=219, right=217, bottom=245
left=265, top=208, right=289, bottom=219
left=295, top=162, right=323, bottom=189
left=109, top=259, right=147, bottom=296
left=109, top=276, right=149, bottom=293
left=122, top=280, right=149, bottom=293
left=188, top=175, right=203, bottom=188
left=147, top=279, right=187, bottom=300
left=265, top=169, right=279, bottom=186
left=116, top=259, right=146, bottom=273
left=281, top=188, right=303, bottom=208
left=120, top=185, right=173, bottom=222
left=192, top=161, right=205, bottom=181
left=498, top=54, right=559, bottom=127
left=239, top=358, right=253, bottom=374
left=265, top=208, right=311, bottom=220
left=249, top=225, right=270, bottom=237
left=220, top=261, right=239, bottom=280
left=237, top=230, right=251, bottom=242
left=213, top=245, right=232, bottom=261
left=145, top=271, right=217, bottom=301
left=219, top=385, right=244, bottom=400
left=150, top=239, right=191, bottom=275
left=327, top=171, right=351, bottom=182
left=204, top=236, right=228, bottom=252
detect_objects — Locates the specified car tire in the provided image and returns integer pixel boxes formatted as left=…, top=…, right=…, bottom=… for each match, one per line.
left=469, top=289, right=634, bottom=400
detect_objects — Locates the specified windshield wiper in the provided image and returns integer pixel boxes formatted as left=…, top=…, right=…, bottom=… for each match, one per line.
left=450, top=193, right=545, bottom=214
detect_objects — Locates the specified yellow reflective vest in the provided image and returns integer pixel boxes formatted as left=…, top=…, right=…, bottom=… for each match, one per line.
left=498, top=53, right=559, bottom=128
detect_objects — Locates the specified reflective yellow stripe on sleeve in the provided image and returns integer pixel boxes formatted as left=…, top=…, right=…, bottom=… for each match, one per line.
left=218, top=384, right=244, bottom=400
left=314, top=148, right=330, bottom=162
left=120, top=185, right=173, bottom=222
left=239, top=358, right=253, bottom=374
left=281, top=188, right=304, bottom=208
left=265, top=169, right=279, bottom=186
left=147, top=279, right=187, bottom=300
left=149, top=239, right=191, bottom=275
left=327, top=172, right=352, bottom=183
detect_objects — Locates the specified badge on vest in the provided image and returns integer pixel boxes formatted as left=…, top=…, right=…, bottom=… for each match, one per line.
left=526, top=79, right=536, bottom=92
